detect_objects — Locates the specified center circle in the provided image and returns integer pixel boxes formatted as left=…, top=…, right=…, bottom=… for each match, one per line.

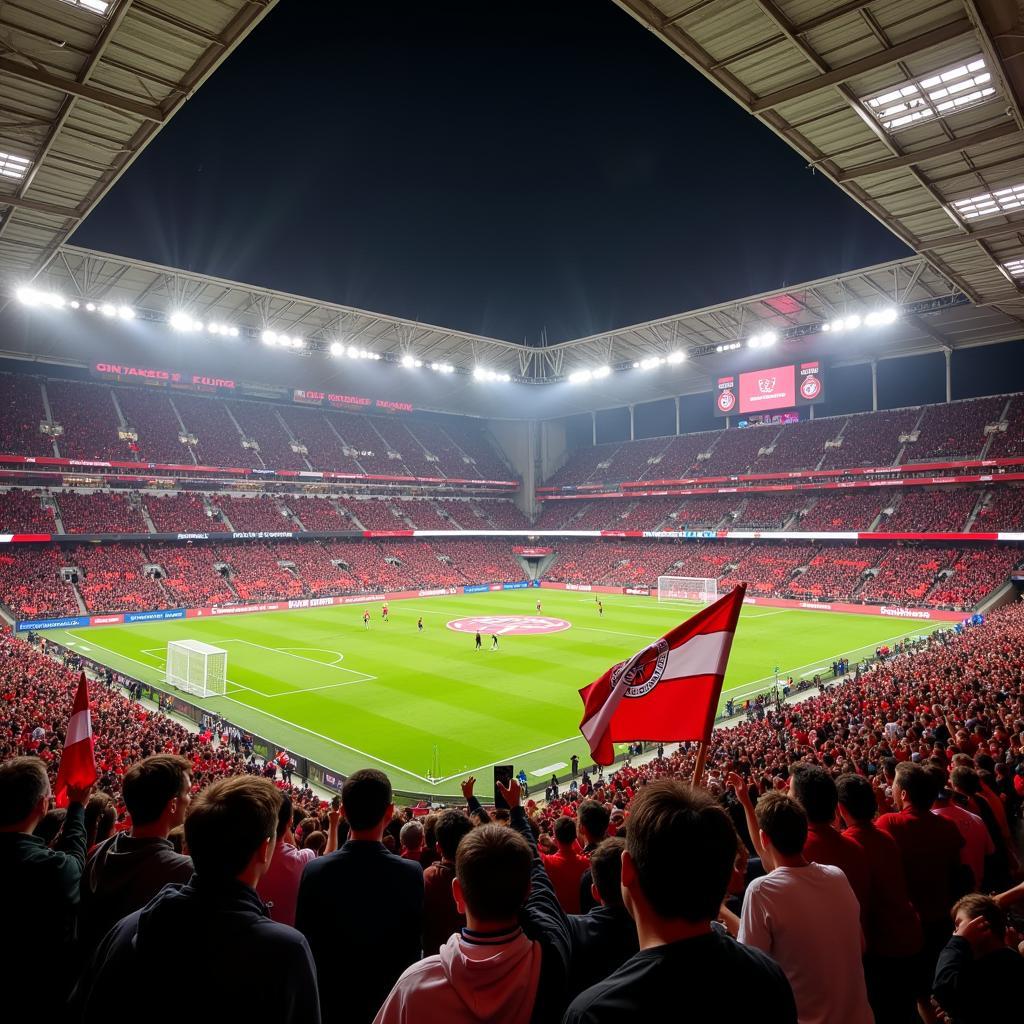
left=446, top=615, right=572, bottom=636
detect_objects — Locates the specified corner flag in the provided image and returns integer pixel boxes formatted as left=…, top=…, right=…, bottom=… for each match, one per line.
left=54, top=672, right=98, bottom=806
left=578, top=584, right=746, bottom=765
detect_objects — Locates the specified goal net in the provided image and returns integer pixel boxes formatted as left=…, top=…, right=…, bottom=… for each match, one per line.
left=657, top=576, right=719, bottom=604
left=166, top=640, right=227, bottom=698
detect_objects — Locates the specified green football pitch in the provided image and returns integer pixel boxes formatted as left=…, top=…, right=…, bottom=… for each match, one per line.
left=47, top=590, right=939, bottom=798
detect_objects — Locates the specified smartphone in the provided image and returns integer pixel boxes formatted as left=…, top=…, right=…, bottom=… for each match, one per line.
left=494, top=765, right=514, bottom=809
left=331, top=795, right=341, bottom=811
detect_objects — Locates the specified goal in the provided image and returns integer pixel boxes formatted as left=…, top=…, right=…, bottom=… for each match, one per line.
left=657, top=576, right=719, bottom=604
left=166, top=640, right=227, bottom=698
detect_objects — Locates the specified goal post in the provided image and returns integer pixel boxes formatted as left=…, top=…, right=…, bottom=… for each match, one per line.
left=657, top=576, right=719, bottom=604
left=166, top=640, right=227, bottom=698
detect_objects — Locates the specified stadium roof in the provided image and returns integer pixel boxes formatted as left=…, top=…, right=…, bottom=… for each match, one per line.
left=611, top=0, right=1024, bottom=315
left=0, top=0, right=276, bottom=281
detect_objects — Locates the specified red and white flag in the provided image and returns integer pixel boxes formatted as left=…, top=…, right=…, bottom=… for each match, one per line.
left=578, top=584, right=746, bottom=765
left=54, top=672, right=97, bottom=806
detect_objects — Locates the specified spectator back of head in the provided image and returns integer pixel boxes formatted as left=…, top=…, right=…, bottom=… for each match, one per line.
left=626, top=779, right=737, bottom=922
left=185, top=776, right=282, bottom=881
left=578, top=799, right=610, bottom=844
left=435, top=808, right=473, bottom=861
left=554, top=815, right=577, bottom=847
left=342, top=768, right=392, bottom=831
left=0, top=756, right=48, bottom=828
left=755, top=792, right=808, bottom=856
left=790, top=764, right=838, bottom=824
left=835, top=774, right=876, bottom=823
left=952, top=893, right=1005, bottom=939
left=122, top=754, right=192, bottom=826
left=456, top=823, right=531, bottom=923
left=895, top=762, right=937, bottom=810
left=589, top=837, right=626, bottom=909
left=400, top=820, right=424, bottom=850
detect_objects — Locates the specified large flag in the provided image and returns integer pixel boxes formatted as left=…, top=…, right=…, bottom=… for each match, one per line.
left=54, top=672, right=97, bottom=806
left=578, top=584, right=746, bottom=765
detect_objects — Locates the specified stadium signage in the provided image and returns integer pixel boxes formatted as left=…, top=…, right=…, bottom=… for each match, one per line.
left=419, top=588, right=458, bottom=597
left=625, top=587, right=650, bottom=596
left=287, top=597, right=336, bottom=609
left=446, top=615, right=572, bottom=635
left=176, top=533, right=210, bottom=540
left=512, top=546, right=553, bottom=556
left=231, top=531, right=295, bottom=539
left=566, top=583, right=593, bottom=592
left=91, top=615, right=124, bottom=625
left=92, top=362, right=237, bottom=390
left=292, top=389, right=414, bottom=414
left=502, top=581, right=531, bottom=590
left=880, top=606, right=933, bottom=620
left=125, top=609, right=185, bottom=623
left=15, top=615, right=89, bottom=631
left=463, top=584, right=491, bottom=594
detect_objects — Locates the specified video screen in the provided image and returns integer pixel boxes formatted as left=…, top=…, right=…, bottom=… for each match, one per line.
left=715, top=361, right=824, bottom=416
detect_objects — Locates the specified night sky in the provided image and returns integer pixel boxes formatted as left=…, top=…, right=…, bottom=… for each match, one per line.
left=73, top=1, right=909, bottom=344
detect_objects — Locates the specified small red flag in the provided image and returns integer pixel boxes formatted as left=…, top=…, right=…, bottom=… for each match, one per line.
left=578, top=584, right=746, bottom=765
left=53, top=672, right=98, bottom=806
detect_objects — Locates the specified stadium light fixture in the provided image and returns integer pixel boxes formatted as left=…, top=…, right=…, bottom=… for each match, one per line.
left=1004, top=259, right=1024, bottom=279
left=568, top=369, right=593, bottom=384
left=15, top=286, right=65, bottom=309
left=58, top=0, right=110, bottom=15
left=69, top=300, right=80, bottom=309
left=714, top=342, right=742, bottom=353
left=862, top=56, right=995, bottom=133
left=99, top=303, right=116, bottom=317
left=117, top=305, right=134, bottom=320
left=429, top=362, right=454, bottom=373
left=864, top=308, right=898, bottom=327
left=473, top=367, right=511, bottom=383
left=593, top=364, right=611, bottom=378
left=330, top=341, right=344, bottom=356
left=665, top=351, right=686, bottom=365
left=748, top=332, right=777, bottom=349
left=951, top=182, right=1024, bottom=222
left=0, top=150, right=31, bottom=180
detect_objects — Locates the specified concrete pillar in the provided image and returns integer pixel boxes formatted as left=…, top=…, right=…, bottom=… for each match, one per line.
left=675, top=396, right=681, bottom=436
left=871, top=360, right=878, bottom=412
left=591, top=411, right=597, bottom=446
left=945, top=348, right=952, bottom=403
left=629, top=405, right=635, bottom=441
left=809, top=404, right=815, bottom=420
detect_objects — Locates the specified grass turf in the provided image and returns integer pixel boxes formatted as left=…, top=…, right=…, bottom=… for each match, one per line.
left=47, top=589, right=939, bottom=797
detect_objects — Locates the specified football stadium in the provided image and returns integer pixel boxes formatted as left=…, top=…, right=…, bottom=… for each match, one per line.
left=2, top=2, right=1024, bottom=1021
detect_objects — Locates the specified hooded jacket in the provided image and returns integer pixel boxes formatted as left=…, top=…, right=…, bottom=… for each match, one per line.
left=77, top=832, right=193, bottom=958
left=373, top=798, right=572, bottom=1024
left=73, top=874, right=320, bottom=1024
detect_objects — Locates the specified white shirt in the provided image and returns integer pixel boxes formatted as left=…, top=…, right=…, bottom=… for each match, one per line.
left=739, top=863, right=873, bottom=1024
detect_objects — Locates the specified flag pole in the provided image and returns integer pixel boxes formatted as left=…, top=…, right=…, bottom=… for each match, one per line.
left=691, top=740, right=708, bottom=787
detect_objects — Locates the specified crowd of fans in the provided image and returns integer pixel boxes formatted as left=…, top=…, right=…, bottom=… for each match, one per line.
left=3, top=595, right=1024, bottom=1021
left=0, top=488, right=57, bottom=532
left=882, top=490, right=981, bottom=535
left=143, top=492, right=226, bottom=534
left=55, top=491, right=148, bottom=535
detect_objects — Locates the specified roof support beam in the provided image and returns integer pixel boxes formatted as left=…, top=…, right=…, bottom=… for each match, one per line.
left=835, top=122, right=1021, bottom=182
left=792, top=1, right=884, bottom=35
left=0, top=56, right=164, bottom=122
left=749, top=19, right=974, bottom=113
left=918, top=217, right=1024, bottom=251
left=0, top=193, right=78, bottom=219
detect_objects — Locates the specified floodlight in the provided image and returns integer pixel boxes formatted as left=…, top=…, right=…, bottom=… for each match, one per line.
left=844, top=315, right=861, bottom=330
left=569, top=370, right=592, bottom=384
left=593, top=365, right=611, bottom=377
left=865, top=308, right=899, bottom=327
left=261, top=329, right=278, bottom=345
left=171, top=312, right=195, bottom=331
left=69, top=300, right=80, bottom=309
left=86, top=302, right=96, bottom=312
left=117, top=305, right=134, bottom=319
left=100, top=303, right=116, bottom=317
left=330, top=342, right=344, bottom=356
left=665, top=351, right=685, bottom=365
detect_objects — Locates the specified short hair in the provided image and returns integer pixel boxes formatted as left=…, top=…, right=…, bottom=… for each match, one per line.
left=456, top=824, right=532, bottom=922
left=894, top=762, right=936, bottom=810
left=952, top=894, right=1005, bottom=938
left=790, top=765, right=838, bottom=824
left=0, top=756, right=50, bottom=827
left=589, top=837, right=626, bottom=908
left=836, top=774, right=876, bottom=823
left=755, top=792, right=808, bottom=856
left=184, top=777, right=281, bottom=880
left=275, top=794, right=293, bottom=840
left=626, top=779, right=737, bottom=922
left=435, top=809, right=474, bottom=860
left=342, top=769, right=392, bottom=831
left=400, top=820, right=424, bottom=850
left=553, top=816, right=577, bottom=845
left=122, top=755, right=192, bottom=826
left=950, top=765, right=981, bottom=796
left=578, top=800, right=610, bottom=842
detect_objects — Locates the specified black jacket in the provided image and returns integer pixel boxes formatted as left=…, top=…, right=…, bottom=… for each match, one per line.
left=77, top=832, right=193, bottom=959
left=0, top=802, right=87, bottom=998
left=932, top=935, right=1024, bottom=1022
left=566, top=905, right=639, bottom=998
left=468, top=795, right=574, bottom=1024
left=296, top=839, right=424, bottom=1024
left=73, top=874, right=319, bottom=1024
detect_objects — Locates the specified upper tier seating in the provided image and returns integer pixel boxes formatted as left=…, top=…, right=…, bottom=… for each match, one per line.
left=471, top=500, right=532, bottom=529
left=116, top=390, right=194, bottom=465
left=47, top=380, right=134, bottom=461
left=346, top=498, right=410, bottom=531
left=971, top=487, right=1024, bottom=532
left=699, top=425, right=779, bottom=476
left=986, top=394, right=1024, bottom=459
left=796, top=492, right=889, bottom=532
left=752, top=417, right=845, bottom=473
left=226, top=401, right=307, bottom=470
left=55, top=491, right=148, bottom=534
left=0, top=373, right=50, bottom=456
left=818, top=408, right=919, bottom=470
left=171, top=393, right=260, bottom=468
left=217, top=496, right=293, bottom=532
left=638, top=432, right=717, bottom=481
left=0, top=489, right=57, bottom=533
left=909, top=395, right=1006, bottom=461
left=288, top=496, right=354, bottom=533
left=730, top=495, right=809, bottom=530
left=143, top=493, right=227, bottom=534
left=880, top=489, right=981, bottom=533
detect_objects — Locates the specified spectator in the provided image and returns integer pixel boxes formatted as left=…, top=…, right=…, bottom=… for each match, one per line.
left=422, top=808, right=474, bottom=955
left=932, top=894, right=1024, bottom=1022
left=74, top=776, right=319, bottom=1024
left=836, top=774, right=922, bottom=1024
left=876, top=762, right=966, bottom=988
left=576, top=799, right=610, bottom=914
left=565, top=837, right=638, bottom=998
left=929, top=771, right=994, bottom=891
left=297, top=768, right=424, bottom=1024
left=542, top=816, right=591, bottom=915
left=84, top=792, right=116, bottom=851
left=789, top=765, right=869, bottom=917
left=375, top=775, right=571, bottom=1024
left=258, top=794, right=337, bottom=927
left=399, top=820, right=425, bottom=864
left=0, top=756, right=91, bottom=999
left=78, top=754, right=195, bottom=960
left=739, top=792, right=871, bottom=1024
left=565, top=780, right=796, bottom=1023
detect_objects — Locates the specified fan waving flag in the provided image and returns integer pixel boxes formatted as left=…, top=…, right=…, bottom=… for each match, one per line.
left=54, top=672, right=98, bottom=807
left=579, top=584, right=746, bottom=765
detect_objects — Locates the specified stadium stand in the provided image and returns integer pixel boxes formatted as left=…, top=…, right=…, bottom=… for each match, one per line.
left=226, top=400, right=307, bottom=471
left=55, top=491, right=148, bottom=535
left=143, top=492, right=227, bottom=534
left=910, top=395, right=1006, bottom=462
left=0, top=489, right=57, bottom=533
left=217, top=495, right=293, bottom=532
left=346, top=498, right=410, bottom=531
left=147, top=542, right=236, bottom=607
left=277, top=405, right=360, bottom=474
left=855, top=546, right=958, bottom=605
left=817, top=408, right=919, bottom=470
left=116, top=390, right=194, bottom=465
left=986, top=395, right=1024, bottom=459
left=638, top=431, right=716, bottom=480
left=74, top=545, right=158, bottom=613
left=787, top=549, right=880, bottom=602
left=288, top=496, right=354, bottom=533
left=731, top=494, right=809, bottom=530
left=329, top=412, right=409, bottom=476
left=46, top=380, right=135, bottom=462
left=0, top=372, right=50, bottom=457
left=926, top=546, right=1022, bottom=609
left=796, top=492, right=888, bottom=532
left=971, top=487, right=1024, bottom=533
left=469, top=498, right=532, bottom=529
left=217, top=543, right=305, bottom=602
left=432, top=538, right=525, bottom=583
left=0, top=546, right=78, bottom=617
left=752, top=416, right=843, bottom=472
left=698, top=424, right=778, bottom=476
left=720, top=544, right=817, bottom=596
left=171, top=393, right=261, bottom=468
left=432, top=417, right=511, bottom=480
left=881, top=489, right=982, bottom=534
left=674, top=495, right=740, bottom=529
